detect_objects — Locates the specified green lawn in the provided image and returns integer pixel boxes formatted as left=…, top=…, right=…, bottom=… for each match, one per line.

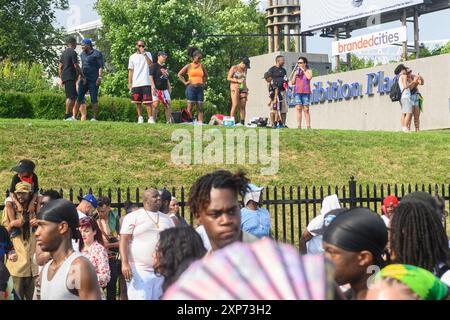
left=1, top=119, right=449, bottom=238
left=0, top=119, right=449, bottom=191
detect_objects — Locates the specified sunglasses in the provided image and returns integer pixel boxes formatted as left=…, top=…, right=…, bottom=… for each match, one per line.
left=138, top=45, right=145, bottom=48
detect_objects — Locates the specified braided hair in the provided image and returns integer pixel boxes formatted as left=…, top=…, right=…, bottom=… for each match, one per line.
left=188, top=170, right=250, bottom=218
left=390, top=198, right=450, bottom=272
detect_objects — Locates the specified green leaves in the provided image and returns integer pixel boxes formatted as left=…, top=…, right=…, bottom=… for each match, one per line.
left=96, top=0, right=267, bottom=111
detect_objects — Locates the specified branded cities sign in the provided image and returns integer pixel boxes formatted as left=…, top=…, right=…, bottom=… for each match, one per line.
left=332, top=26, right=407, bottom=56
left=310, top=71, right=395, bottom=105
left=301, top=0, right=424, bottom=32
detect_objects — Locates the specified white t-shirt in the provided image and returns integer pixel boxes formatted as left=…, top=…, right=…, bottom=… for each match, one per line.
left=196, top=225, right=212, bottom=251
left=381, top=215, right=390, bottom=228
left=306, top=215, right=325, bottom=254
left=120, top=208, right=174, bottom=272
left=128, top=52, right=153, bottom=88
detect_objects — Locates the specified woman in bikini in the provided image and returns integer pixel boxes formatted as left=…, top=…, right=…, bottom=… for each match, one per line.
left=228, top=57, right=251, bottom=125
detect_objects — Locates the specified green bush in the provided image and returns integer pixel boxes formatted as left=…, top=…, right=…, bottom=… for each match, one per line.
left=0, top=60, right=52, bottom=93
left=0, top=91, right=219, bottom=123
left=0, top=92, right=34, bottom=118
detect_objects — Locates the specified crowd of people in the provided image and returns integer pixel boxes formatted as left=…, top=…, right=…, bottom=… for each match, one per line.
left=58, top=37, right=315, bottom=129
left=1, top=159, right=449, bottom=300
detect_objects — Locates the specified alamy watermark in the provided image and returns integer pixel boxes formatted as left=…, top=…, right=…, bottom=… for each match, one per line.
left=171, top=126, right=279, bottom=176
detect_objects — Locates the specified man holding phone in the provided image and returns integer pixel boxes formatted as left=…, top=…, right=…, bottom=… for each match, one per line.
left=128, top=40, right=153, bottom=124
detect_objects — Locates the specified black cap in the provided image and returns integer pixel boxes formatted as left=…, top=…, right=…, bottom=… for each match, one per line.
left=12, top=159, right=35, bottom=173
left=241, top=57, right=251, bottom=69
left=37, top=199, right=80, bottom=239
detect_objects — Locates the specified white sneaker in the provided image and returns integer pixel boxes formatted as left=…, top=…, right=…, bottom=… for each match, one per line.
left=148, top=117, right=156, bottom=124
left=90, top=118, right=98, bottom=122
left=138, top=116, right=144, bottom=124
left=402, top=127, right=409, bottom=132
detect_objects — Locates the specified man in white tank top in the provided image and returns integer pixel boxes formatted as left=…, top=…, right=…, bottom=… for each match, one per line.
left=35, top=199, right=101, bottom=300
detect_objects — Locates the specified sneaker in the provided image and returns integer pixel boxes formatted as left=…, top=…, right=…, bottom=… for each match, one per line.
left=402, top=127, right=409, bottom=132
left=148, top=117, right=156, bottom=124
left=65, top=116, right=76, bottom=121
left=90, top=118, right=98, bottom=122
left=64, top=113, right=71, bottom=120
left=138, top=116, right=144, bottom=124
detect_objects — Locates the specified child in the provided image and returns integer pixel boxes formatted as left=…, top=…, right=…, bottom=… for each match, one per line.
left=264, top=72, right=283, bottom=129
left=5, top=159, right=40, bottom=238
left=1, top=225, right=18, bottom=300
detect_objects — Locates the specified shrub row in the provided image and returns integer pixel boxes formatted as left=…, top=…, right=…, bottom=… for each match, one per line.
left=0, top=91, right=219, bottom=123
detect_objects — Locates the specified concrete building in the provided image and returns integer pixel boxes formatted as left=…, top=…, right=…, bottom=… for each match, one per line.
left=246, top=53, right=450, bottom=131
left=266, top=0, right=306, bottom=53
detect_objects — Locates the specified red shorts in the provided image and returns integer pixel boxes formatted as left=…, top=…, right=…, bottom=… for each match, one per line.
left=131, top=86, right=152, bottom=104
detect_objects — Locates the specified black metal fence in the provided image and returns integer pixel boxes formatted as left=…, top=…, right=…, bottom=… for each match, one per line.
left=2, top=177, right=449, bottom=248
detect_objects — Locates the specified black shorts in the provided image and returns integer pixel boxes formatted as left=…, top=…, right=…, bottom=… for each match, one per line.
left=64, top=80, right=77, bottom=99
left=131, top=86, right=152, bottom=104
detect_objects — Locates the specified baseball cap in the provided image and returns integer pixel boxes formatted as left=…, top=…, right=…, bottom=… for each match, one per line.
left=77, top=194, right=98, bottom=209
left=157, top=51, right=168, bottom=57
left=15, top=182, right=32, bottom=193
left=12, top=159, right=35, bottom=173
left=241, top=57, right=251, bottom=69
left=81, top=38, right=93, bottom=45
left=383, top=195, right=399, bottom=207
left=310, top=208, right=348, bottom=236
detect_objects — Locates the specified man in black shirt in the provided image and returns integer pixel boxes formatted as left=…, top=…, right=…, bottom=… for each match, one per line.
left=267, top=56, right=288, bottom=126
left=150, top=52, right=173, bottom=124
left=59, top=37, right=83, bottom=120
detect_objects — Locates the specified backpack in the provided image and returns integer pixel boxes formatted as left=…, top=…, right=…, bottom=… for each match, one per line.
left=389, top=76, right=403, bottom=102
left=180, top=109, right=193, bottom=123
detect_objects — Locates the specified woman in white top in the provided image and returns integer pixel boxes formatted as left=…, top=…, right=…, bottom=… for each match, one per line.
left=395, top=64, right=420, bottom=132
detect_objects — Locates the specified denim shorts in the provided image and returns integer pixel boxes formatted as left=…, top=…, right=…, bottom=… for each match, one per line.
left=77, top=79, right=99, bottom=104
left=410, top=93, right=419, bottom=107
left=294, top=93, right=311, bottom=106
left=186, top=85, right=204, bottom=103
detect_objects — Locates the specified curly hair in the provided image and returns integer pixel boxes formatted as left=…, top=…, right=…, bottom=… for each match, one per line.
left=154, top=226, right=206, bottom=292
left=390, top=198, right=450, bottom=272
left=188, top=170, right=250, bottom=218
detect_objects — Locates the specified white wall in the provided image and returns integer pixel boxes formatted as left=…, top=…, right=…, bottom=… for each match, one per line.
left=246, top=53, right=450, bottom=131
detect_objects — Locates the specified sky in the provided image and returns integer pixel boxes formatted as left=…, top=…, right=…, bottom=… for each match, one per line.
left=55, top=0, right=450, bottom=59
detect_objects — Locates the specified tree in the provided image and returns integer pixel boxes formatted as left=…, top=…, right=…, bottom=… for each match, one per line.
left=0, top=0, right=69, bottom=71
left=338, top=54, right=375, bottom=72
left=96, top=0, right=267, bottom=111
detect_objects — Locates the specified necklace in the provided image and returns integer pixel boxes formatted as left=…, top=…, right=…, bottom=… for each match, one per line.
left=50, top=249, right=74, bottom=273
left=144, top=210, right=160, bottom=229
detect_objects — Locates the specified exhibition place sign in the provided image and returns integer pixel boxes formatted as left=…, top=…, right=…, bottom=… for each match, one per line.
left=311, top=71, right=394, bottom=105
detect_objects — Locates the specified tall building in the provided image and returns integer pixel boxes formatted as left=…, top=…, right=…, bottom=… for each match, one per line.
left=266, top=0, right=304, bottom=53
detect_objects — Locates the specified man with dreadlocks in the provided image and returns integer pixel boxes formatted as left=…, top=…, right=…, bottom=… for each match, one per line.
left=389, top=197, right=450, bottom=286
left=188, top=170, right=258, bottom=253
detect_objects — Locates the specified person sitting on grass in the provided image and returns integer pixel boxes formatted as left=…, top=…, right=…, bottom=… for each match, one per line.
left=323, top=207, right=388, bottom=300
left=5, top=160, right=40, bottom=238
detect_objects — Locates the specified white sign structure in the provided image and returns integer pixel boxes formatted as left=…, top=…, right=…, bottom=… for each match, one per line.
left=332, top=26, right=407, bottom=56
left=301, top=0, right=424, bottom=32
